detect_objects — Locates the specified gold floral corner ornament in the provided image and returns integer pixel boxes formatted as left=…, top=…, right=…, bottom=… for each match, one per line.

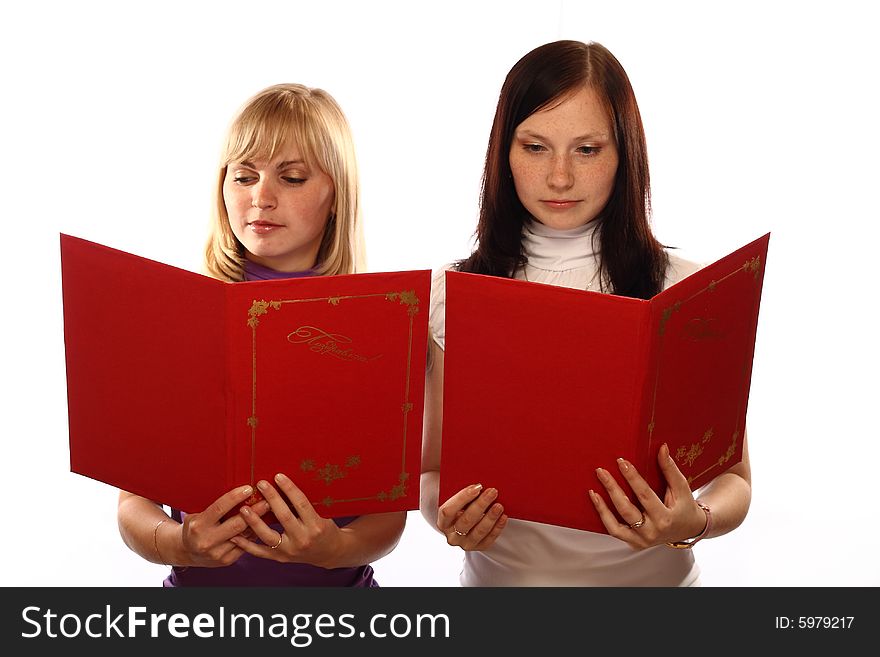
left=377, top=472, right=410, bottom=502
left=658, top=300, right=682, bottom=336
left=386, top=289, right=420, bottom=317
left=319, top=471, right=410, bottom=508
left=247, top=299, right=282, bottom=328
left=744, top=255, right=762, bottom=280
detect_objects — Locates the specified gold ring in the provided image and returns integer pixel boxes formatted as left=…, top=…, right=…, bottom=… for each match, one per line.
left=453, top=526, right=468, bottom=537
left=269, top=533, right=284, bottom=549
left=628, top=514, right=646, bottom=529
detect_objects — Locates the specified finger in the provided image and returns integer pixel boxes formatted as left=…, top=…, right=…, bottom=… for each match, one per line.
left=239, top=502, right=284, bottom=548
left=615, top=458, right=665, bottom=516
left=255, top=479, right=303, bottom=530
left=442, top=486, right=497, bottom=534
left=588, top=489, right=632, bottom=536
left=229, top=534, right=274, bottom=560
left=273, top=473, right=320, bottom=525
left=436, top=483, right=484, bottom=532
left=458, top=501, right=504, bottom=546
left=201, top=485, right=256, bottom=525
left=657, top=443, right=693, bottom=500
left=248, top=499, right=271, bottom=517
left=595, top=467, right=643, bottom=526
left=472, top=513, right=509, bottom=551
left=235, top=500, right=271, bottom=540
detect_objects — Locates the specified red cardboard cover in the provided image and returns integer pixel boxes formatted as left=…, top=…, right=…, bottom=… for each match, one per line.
left=439, top=233, right=769, bottom=532
left=60, top=234, right=429, bottom=518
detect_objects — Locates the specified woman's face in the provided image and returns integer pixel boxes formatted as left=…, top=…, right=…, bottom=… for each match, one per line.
left=509, top=85, right=619, bottom=230
left=223, top=144, right=335, bottom=272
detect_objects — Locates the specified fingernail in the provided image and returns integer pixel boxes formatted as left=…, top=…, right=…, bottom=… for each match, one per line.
left=617, top=458, right=630, bottom=473
left=485, top=487, right=498, bottom=499
left=275, top=473, right=289, bottom=484
left=240, top=506, right=251, bottom=516
left=241, top=485, right=253, bottom=496
left=470, top=483, right=483, bottom=494
left=588, top=489, right=597, bottom=502
left=257, top=480, right=269, bottom=491
left=596, top=467, right=609, bottom=481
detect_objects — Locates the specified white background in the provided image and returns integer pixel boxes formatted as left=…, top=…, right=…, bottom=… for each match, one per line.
left=1, top=0, right=877, bottom=587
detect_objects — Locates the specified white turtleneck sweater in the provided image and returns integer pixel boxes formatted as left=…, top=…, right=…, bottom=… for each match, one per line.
left=429, top=219, right=705, bottom=587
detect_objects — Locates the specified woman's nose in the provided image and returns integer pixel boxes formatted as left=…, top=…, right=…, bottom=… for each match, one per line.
left=547, top=155, right=574, bottom=190
left=251, top=179, right=277, bottom=209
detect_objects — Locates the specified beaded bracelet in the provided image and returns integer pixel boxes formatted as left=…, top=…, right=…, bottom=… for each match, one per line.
left=666, top=501, right=711, bottom=549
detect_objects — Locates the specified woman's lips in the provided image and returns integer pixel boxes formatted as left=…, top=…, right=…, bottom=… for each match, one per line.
left=248, top=221, right=283, bottom=234
left=541, top=200, right=580, bottom=210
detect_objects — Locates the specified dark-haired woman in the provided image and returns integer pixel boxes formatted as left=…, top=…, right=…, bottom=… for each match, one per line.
left=420, top=41, right=751, bottom=586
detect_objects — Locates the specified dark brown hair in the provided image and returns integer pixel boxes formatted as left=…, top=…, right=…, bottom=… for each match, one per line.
left=457, top=40, right=667, bottom=299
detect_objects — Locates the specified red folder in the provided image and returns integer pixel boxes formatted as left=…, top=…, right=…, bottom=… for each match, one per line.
left=60, top=234, right=429, bottom=518
left=439, top=233, right=769, bottom=532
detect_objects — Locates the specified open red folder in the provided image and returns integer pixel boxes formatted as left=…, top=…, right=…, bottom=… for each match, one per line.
left=439, top=233, right=769, bottom=533
left=61, top=234, right=429, bottom=518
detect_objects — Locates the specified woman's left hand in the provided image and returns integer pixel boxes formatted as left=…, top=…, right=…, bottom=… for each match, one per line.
left=589, top=443, right=708, bottom=549
left=231, top=472, right=342, bottom=566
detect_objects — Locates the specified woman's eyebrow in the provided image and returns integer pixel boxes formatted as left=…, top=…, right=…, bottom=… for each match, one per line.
left=515, top=129, right=610, bottom=141
left=234, top=159, right=306, bottom=169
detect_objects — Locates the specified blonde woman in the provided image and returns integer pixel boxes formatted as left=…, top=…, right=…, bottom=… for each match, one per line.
left=118, top=84, right=403, bottom=586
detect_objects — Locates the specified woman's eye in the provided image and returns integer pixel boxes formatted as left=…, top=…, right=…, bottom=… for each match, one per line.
left=282, top=176, right=307, bottom=184
left=524, top=143, right=545, bottom=153
left=233, top=175, right=255, bottom=184
left=577, top=146, right=600, bottom=155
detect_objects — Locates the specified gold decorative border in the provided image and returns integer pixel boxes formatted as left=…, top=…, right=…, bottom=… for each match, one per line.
left=245, top=290, right=420, bottom=506
left=648, top=256, right=762, bottom=484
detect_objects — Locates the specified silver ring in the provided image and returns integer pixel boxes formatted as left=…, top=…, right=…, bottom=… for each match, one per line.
left=269, top=533, right=284, bottom=549
left=628, top=514, right=646, bottom=529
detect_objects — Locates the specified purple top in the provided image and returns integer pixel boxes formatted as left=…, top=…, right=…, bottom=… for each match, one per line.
left=241, top=259, right=318, bottom=281
left=163, top=258, right=377, bottom=587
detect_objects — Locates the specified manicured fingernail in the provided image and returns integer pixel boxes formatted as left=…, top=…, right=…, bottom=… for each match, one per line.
left=257, top=480, right=269, bottom=491
left=241, top=485, right=253, bottom=496
left=617, top=458, right=630, bottom=473
left=470, top=483, right=483, bottom=494
left=275, top=473, right=289, bottom=484
left=596, top=467, right=609, bottom=482
left=485, top=487, right=498, bottom=499
left=240, top=506, right=252, bottom=516
left=588, top=489, right=597, bottom=503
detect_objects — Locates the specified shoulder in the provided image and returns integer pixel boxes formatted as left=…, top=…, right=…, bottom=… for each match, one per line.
left=430, top=261, right=459, bottom=300
left=429, top=262, right=458, bottom=350
left=663, top=248, right=706, bottom=290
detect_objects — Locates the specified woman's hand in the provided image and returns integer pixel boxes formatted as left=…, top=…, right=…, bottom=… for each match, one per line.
left=176, top=485, right=271, bottom=567
left=231, top=473, right=345, bottom=567
left=588, top=443, right=708, bottom=549
left=436, top=483, right=508, bottom=551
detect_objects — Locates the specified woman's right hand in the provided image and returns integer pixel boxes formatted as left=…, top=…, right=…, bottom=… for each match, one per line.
left=436, top=483, right=508, bottom=551
left=177, top=484, right=270, bottom=567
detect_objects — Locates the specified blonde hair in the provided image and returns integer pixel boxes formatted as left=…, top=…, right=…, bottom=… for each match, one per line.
left=205, top=83, right=364, bottom=281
